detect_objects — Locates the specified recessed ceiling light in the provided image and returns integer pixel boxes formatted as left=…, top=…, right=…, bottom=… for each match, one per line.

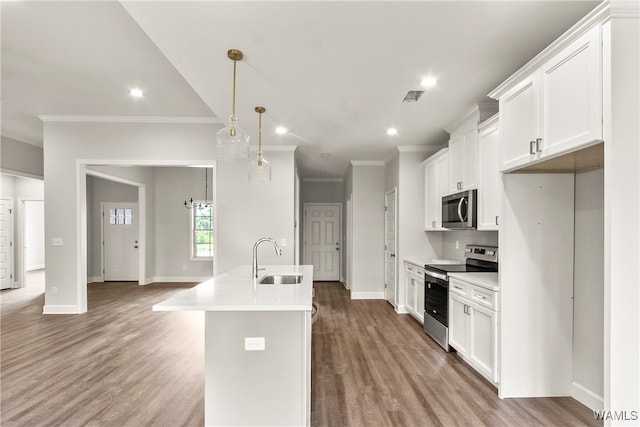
left=275, top=126, right=288, bottom=135
left=386, top=128, right=398, bottom=136
left=321, top=153, right=331, bottom=157
left=420, top=77, right=437, bottom=88
left=129, top=88, right=144, bottom=98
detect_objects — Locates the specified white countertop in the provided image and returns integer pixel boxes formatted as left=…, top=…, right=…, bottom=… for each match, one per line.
left=153, top=265, right=314, bottom=312
left=448, top=272, right=499, bottom=291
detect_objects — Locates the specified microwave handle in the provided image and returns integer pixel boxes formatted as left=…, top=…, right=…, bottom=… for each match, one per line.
left=457, top=197, right=466, bottom=222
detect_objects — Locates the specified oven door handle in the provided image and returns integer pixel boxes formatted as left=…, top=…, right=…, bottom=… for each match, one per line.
left=425, top=270, right=447, bottom=281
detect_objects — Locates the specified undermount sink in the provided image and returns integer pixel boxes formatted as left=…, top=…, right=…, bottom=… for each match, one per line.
left=259, top=274, right=303, bottom=285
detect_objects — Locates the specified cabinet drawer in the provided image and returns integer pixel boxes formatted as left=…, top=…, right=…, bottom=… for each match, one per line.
left=449, top=279, right=470, bottom=297
left=404, top=263, right=425, bottom=277
left=470, top=285, right=497, bottom=310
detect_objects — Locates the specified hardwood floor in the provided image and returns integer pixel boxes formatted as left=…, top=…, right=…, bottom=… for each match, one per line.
left=1, top=278, right=600, bottom=426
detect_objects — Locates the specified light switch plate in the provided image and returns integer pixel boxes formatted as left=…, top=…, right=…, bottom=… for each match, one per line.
left=51, top=237, right=64, bottom=247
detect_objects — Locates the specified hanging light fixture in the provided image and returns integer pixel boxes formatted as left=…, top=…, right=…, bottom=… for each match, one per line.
left=248, top=106, right=271, bottom=182
left=184, top=168, right=213, bottom=209
left=216, top=49, right=250, bottom=161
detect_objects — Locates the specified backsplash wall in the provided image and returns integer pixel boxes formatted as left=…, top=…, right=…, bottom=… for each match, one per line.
left=441, top=230, right=498, bottom=261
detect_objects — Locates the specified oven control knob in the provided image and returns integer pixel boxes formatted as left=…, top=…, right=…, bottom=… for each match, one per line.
left=465, top=248, right=471, bottom=253
left=432, top=309, right=437, bottom=314
left=487, top=250, right=495, bottom=256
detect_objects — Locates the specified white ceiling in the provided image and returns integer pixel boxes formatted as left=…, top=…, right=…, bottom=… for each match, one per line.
left=1, top=1, right=601, bottom=178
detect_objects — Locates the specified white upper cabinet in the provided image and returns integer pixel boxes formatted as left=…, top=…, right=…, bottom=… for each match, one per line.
left=500, top=74, right=538, bottom=171
left=477, top=114, right=501, bottom=230
left=539, top=25, right=602, bottom=158
left=424, top=148, right=449, bottom=231
left=446, top=103, right=498, bottom=193
left=495, top=25, right=603, bottom=172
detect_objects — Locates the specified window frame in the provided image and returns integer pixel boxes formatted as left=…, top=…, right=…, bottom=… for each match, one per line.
left=190, top=202, right=214, bottom=261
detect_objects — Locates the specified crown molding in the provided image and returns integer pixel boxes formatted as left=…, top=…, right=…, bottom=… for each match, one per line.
left=249, top=145, right=297, bottom=152
left=610, top=0, right=640, bottom=18
left=350, top=160, right=385, bottom=166
left=37, top=115, right=220, bottom=124
left=397, top=146, right=435, bottom=152
left=445, top=101, right=498, bottom=134
left=302, top=178, right=344, bottom=183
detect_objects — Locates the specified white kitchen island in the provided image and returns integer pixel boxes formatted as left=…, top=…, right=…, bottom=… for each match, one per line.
left=154, top=265, right=314, bottom=427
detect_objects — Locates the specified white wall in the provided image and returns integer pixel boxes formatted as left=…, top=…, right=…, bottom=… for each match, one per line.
left=1, top=137, right=44, bottom=178
left=152, top=167, right=213, bottom=281
left=573, top=168, right=604, bottom=408
left=24, top=201, right=45, bottom=270
left=216, top=149, right=296, bottom=275
left=42, top=120, right=218, bottom=313
left=300, top=180, right=343, bottom=205
left=349, top=162, right=385, bottom=299
left=342, top=165, right=353, bottom=289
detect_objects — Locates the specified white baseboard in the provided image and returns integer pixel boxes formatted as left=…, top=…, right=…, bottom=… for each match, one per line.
left=150, top=276, right=211, bottom=283
left=396, top=304, right=409, bottom=314
left=351, top=291, right=385, bottom=300
left=87, top=276, right=102, bottom=284
left=571, top=381, right=604, bottom=411
left=26, top=264, right=45, bottom=271
left=43, top=304, right=84, bottom=314
left=143, top=277, right=154, bottom=285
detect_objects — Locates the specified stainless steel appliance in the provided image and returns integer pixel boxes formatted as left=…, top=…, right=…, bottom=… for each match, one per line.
left=423, top=245, right=498, bottom=351
left=442, top=190, right=477, bottom=229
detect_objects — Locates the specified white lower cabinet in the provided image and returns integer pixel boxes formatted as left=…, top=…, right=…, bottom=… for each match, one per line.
left=449, top=277, right=499, bottom=385
left=404, top=261, right=425, bottom=324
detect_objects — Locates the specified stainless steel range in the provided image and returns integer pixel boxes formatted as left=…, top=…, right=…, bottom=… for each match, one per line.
left=423, top=245, right=498, bottom=351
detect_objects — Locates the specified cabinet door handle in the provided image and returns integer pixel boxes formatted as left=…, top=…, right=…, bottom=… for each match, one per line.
left=529, top=140, right=536, bottom=155
left=457, top=181, right=463, bottom=190
left=453, top=285, right=464, bottom=291
left=536, top=138, right=543, bottom=153
left=476, top=295, right=487, bottom=300
left=495, top=216, right=499, bottom=226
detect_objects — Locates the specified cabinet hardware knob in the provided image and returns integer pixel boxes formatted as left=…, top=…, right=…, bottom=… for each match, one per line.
left=530, top=140, right=536, bottom=155
left=536, top=138, right=543, bottom=153
left=495, top=216, right=499, bottom=225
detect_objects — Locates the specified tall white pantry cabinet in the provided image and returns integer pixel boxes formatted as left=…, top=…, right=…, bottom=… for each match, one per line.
left=489, top=0, right=639, bottom=414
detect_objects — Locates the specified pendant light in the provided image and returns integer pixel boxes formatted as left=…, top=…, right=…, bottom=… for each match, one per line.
left=184, top=168, right=212, bottom=209
left=248, top=106, right=271, bottom=182
left=216, top=49, right=250, bottom=161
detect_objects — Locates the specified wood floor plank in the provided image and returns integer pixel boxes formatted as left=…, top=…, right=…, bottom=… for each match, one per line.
left=1, top=274, right=601, bottom=426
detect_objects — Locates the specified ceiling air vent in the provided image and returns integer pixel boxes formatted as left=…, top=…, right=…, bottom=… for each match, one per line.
left=402, top=90, right=424, bottom=103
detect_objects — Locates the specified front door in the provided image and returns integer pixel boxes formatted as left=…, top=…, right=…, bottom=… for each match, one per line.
left=0, top=199, right=14, bottom=289
left=385, top=189, right=397, bottom=306
left=304, top=204, right=340, bottom=281
left=103, top=203, right=139, bottom=281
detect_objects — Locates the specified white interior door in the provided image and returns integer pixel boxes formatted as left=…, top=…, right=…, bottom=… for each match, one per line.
left=103, top=203, right=139, bottom=281
left=0, top=199, right=14, bottom=289
left=385, top=189, right=397, bottom=305
left=304, top=204, right=340, bottom=281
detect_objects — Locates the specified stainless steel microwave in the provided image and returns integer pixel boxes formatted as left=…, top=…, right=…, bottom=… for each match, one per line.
left=442, top=190, right=477, bottom=229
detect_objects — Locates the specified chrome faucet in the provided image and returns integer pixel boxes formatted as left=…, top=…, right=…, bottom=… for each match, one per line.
left=252, top=237, right=282, bottom=278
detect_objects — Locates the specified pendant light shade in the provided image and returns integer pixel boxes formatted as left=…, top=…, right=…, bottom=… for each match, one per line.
left=249, top=106, right=271, bottom=182
left=216, top=49, right=250, bottom=161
